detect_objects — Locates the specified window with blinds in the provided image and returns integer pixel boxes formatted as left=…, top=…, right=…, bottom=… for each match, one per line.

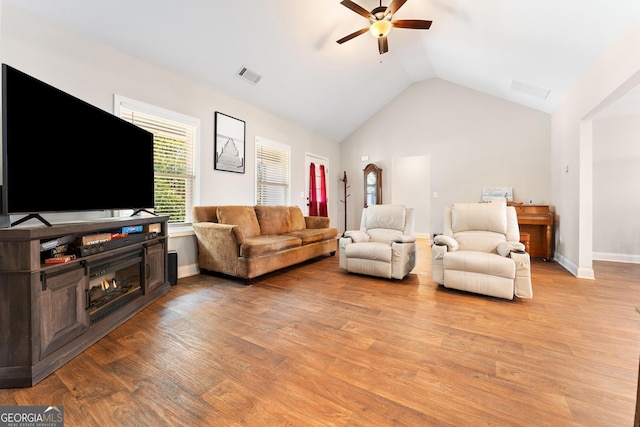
left=256, top=137, right=290, bottom=206
left=115, top=96, right=198, bottom=224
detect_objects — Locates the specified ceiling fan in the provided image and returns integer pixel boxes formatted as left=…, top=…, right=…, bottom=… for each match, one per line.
left=336, top=0, right=432, bottom=55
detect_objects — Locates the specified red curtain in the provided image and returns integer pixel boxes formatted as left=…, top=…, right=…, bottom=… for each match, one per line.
left=309, top=163, right=318, bottom=216
left=318, top=165, right=327, bottom=217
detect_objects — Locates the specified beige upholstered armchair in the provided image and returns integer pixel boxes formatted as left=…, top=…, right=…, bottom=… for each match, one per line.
left=432, top=202, right=533, bottom=300
left=339, top=204, right=416, bottom=279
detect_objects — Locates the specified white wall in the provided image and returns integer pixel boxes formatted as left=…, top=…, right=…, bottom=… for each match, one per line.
left=340, top=78, right=551, bottom=236
left=551, top=10, right=640, bottom=277
left=593, top=114, right=640, bottom=262
left=392, top=155, right=430, bottom=238
left=0, top=4, right=340, bottom=277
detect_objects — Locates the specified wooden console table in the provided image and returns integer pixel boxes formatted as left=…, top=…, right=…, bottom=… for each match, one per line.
left=509, top=203, right=554, bottom=260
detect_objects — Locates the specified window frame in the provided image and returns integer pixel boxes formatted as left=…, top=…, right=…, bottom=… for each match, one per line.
left=113, top=95, right=200, bottom=225
left=255, top=136, right=291, bottom=206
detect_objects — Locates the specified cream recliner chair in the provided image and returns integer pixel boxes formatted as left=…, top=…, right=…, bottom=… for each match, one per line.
left=339, top=204, right=416, bottom=279
left=432, top=202, right=533, bottom=300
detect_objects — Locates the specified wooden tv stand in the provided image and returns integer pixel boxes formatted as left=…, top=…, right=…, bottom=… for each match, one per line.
left=0, top=215, right=171, bottom=388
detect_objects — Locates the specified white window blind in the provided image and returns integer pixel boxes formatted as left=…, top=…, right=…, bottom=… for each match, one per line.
left=256, top=137, right=290, bottom=206
left=115, top=96, right=197, bottom=224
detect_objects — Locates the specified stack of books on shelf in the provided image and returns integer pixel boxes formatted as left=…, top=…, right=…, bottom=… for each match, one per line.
left=41, top=235, right=76, bottom=264
left=79, top=225, right=147, bottom=246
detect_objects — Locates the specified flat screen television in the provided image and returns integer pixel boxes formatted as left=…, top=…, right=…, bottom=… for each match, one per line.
left=1, top=64, right=154, bottom=225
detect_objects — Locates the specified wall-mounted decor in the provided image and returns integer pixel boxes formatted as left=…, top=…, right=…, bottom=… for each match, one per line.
left=214, top=112, right=245, bottom=173
left=481, top=187, right=513, bottom=202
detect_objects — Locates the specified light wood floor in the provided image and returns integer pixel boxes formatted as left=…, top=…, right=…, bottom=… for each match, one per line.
left=2, top=240, right=640, bottom=426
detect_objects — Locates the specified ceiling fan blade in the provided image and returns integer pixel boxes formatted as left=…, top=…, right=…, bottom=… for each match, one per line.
left=385, top=0, right=408, bottom=17
left=391, top=19, right=432, bottom=30
left=340, top=0, right=374, bottom=20
left=378, top=36, right=389, bottom=54
left=336, top=27, right=369, bottom=44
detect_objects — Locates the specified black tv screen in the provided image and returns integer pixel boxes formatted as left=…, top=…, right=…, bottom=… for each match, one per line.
left=1, top=64, right=154, bottom=216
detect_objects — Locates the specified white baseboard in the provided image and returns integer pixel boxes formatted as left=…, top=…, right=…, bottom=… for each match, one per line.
left=554, top=252, right=595, bottom=279
left=577, top=266, right=595, bottom=279
left=554, top=252, right=578, bottom=277
left=178, top=263, right=200, bottom=279
left=593, top=252, right=640, bottom=264
left=552, top=251, right=640, bottom=279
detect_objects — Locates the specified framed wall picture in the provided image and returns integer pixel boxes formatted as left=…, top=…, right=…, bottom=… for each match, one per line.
left=214, top=111, right=246, bottom=173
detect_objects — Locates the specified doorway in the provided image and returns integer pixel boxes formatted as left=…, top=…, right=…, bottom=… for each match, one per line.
left=304, top=154, right=329, bottom=216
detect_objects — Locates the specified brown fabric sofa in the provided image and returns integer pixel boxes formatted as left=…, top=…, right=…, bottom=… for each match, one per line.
left=192, top=205, right=338, bottom=284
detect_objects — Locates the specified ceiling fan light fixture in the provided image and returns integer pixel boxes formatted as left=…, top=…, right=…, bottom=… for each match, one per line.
left=369, top=19, right=391, bottom=38
left=337, top=0, right=431, bottom=53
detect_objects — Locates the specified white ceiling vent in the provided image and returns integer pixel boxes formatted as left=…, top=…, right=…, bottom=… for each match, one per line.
left=236, top=66, right=262, bottom=85
left=510, top=80, right=550, bottom=100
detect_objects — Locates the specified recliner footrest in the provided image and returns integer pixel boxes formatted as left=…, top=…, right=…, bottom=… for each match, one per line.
left=444, top=251, right=515, bottom=279
left=344, top=242, right=392, bottom=262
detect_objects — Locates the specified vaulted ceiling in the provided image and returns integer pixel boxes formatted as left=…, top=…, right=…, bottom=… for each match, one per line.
left=6, top=0, right=640, bottom=141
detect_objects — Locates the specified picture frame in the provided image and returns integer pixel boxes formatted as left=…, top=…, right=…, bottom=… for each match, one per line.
left=481, top=187, right=513, bottom=202
left=214, top=111, right=246, bottom=173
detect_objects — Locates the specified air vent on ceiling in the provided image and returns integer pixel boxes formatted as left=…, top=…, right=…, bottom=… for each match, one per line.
left=236, top=66, right=262, bottom=85
left=510, top=80, right=550, bottom=100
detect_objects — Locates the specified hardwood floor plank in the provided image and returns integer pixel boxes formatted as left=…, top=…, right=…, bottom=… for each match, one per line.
left=85, top=389, right=169, bottom=427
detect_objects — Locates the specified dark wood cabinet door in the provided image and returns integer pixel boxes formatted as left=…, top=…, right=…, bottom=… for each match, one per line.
left=145, top=242, right=166, bottom=293
left=38, top=267, right=88, bottom=358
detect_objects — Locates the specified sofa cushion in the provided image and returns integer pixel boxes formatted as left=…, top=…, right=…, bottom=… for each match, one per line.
left=193, top=206, right=219, bottom=223
left=255, top=206, right=292, bottom=235
left=217, top=206, right=261, bottom=238
left=240, top=235, right=301, bottom=257
left=289, top=206, right=306, bottom=231
left=286, top=228, right=338, bottom=245
left=451, top=203, right=507, bottom=234
left=305, top=216, right=331, bottom=229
